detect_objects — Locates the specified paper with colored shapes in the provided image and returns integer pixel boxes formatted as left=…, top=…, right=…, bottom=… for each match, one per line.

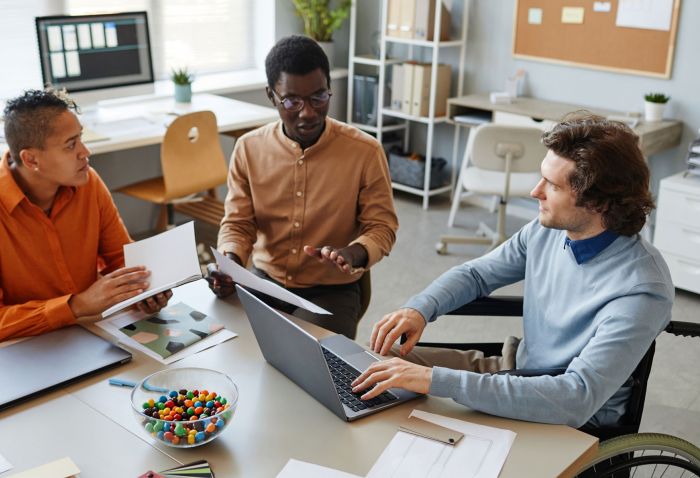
left=119, top=302, right=223, bottom=359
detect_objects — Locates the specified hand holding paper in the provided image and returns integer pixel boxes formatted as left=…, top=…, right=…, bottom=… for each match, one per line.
left=102, top=222, right=202, bottom=317
left=211, top=248, right=331, bottom=315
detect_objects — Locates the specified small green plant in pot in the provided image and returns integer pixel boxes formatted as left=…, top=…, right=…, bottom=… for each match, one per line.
left=171, top=68, right=194, bottom=103
left=291, top=0, right=352, bottom=67
left=643, top=92, right=670, bottom=122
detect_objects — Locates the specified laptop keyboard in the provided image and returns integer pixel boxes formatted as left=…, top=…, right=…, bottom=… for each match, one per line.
left=322, top=347, right=398, bottom=412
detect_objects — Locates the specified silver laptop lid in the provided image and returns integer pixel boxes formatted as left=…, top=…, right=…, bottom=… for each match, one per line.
left=0, top=325, right=132, bottom=411
left=236, top=285, right=347, bottom=419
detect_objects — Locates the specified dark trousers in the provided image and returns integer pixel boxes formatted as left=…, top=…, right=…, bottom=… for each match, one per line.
left=251, top=267, right=362, bottom=339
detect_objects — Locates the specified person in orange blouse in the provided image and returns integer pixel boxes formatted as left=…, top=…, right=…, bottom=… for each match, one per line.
left=0, top=89, right=171, bottom=341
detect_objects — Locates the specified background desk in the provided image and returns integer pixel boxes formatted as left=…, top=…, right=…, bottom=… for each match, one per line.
left=0, top=281, right=597, bottom=478
left=447, top=93, right=683, bottom=158
left=0, top=93, right=278, bottom=156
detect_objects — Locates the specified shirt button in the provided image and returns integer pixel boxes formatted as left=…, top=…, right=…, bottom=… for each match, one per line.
left=297, top=160, right=304, bottom=166
left=293, top=221, right=300, bottom=228
left=296, top=191, right=303, bottom=197
left=287, top=275, right=293, bottom=280
left=291, top=248, right=298, bottom=254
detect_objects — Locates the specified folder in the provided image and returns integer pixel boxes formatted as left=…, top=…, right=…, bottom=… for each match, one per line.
left=364, top=75, right=379, bottom=125
left=401, top=62, right=416, bottom=114
left=390, top=64, right=404, bottom=111
left=398, top=0, right=417, bottom=38
left=386, top=0, right=402, bottom=37
left=353, top=75, right=366, bottom=124
left=410, top=63, right=431, bottom=117
left=413, top=0, right=452, bottom=41
left=411, top=63, right=451, bottom=117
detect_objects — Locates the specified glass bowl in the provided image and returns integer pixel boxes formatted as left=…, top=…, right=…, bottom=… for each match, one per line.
left=130, top=367, right=238, bottom=447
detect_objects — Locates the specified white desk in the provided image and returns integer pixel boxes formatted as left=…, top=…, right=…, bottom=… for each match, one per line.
left=0, top=93, right=278, bottom=156
left=0, top=281, right=598, bottom=477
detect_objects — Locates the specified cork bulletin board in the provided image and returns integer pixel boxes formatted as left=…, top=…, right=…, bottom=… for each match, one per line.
left=512, top=0, right=681, bottom=78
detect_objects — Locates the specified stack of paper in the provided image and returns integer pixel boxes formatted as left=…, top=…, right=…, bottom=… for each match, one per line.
left=277, top=410, right=516, bottom=478
left=102, top=222, right=202, bottom=317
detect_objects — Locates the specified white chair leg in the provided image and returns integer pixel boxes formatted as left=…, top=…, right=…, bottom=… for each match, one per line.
left=447, top=184, right=464, bottom=228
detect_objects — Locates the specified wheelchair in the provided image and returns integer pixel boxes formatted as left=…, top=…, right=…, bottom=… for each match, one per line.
left=415, top=296, right=700, bottom=477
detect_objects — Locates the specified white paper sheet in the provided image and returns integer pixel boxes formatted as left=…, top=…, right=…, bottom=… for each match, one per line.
left=7, top=457, right=79, bottom=478
left=0, top=452, right=12, bottom=474
left=276, top=459, right=362, bottom=478
left=96, top=295, right=237, bottom=364
left=211, top=248, right=331, bottom=315
left=616, top=0, right=673, bottom=31
left=103, top=222, right=202, bottom=317
left=367, top=410, right=516, bottom=478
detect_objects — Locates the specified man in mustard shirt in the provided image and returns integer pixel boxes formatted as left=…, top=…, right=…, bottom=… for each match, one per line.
left=208, top=35, right=398, bottom=339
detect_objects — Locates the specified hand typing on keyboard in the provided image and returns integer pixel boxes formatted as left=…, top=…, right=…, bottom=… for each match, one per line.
left=351, top=357, right=432, bottom=401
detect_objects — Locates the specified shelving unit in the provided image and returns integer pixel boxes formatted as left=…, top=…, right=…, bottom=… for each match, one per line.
left=347, top=0, right=469, bottom=209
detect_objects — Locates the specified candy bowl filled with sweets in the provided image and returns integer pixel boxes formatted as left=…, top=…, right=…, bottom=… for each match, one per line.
left=131, top=367, right=238, bottom=447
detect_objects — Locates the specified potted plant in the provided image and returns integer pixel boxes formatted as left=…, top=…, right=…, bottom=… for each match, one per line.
left=291, top=0, right=352, bottom=67
left=171, top=68, right=194, bottom=103
left=643, top=92, right=670, bottom=122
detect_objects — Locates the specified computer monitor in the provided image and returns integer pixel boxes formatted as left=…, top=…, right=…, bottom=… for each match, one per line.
left=35, top=11, right=155, bottom=108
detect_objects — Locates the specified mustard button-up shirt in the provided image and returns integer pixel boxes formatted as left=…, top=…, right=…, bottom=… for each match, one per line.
left=218, top=117, right=398, bottom=288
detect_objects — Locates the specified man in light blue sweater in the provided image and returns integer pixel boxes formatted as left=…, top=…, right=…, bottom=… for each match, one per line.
left=352, top=114, right=674, bottom=428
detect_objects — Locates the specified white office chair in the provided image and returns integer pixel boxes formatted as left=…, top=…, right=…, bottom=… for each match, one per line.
left=436, top=123, right=547, bottom=254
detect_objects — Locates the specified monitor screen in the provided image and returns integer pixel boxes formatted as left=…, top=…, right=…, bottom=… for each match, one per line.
left=35, top=11, right=154, bottom=95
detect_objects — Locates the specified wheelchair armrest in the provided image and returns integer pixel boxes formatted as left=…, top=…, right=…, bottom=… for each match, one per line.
left=665, top=320, right=700, bottom=338
left=496, top=367, right=566, bottom=377
left=446, top=296, right=523, bottom=317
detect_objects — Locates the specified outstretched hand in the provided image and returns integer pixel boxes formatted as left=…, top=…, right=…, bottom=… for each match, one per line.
left=304, top=243, right=368, bottom=274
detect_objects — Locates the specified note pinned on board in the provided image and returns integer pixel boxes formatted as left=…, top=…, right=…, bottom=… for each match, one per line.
left=593, top=2, right=612, bottom=13
left=562, top=6, right=585, bottom=24
left=211, top=248, right=331, bottom=315
left=528, top=8, right=543, bottom=25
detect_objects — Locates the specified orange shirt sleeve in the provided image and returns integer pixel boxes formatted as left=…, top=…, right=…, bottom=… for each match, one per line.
left=0, top=289, right=76, bottom=341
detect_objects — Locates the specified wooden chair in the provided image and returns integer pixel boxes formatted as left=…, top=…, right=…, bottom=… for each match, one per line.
left=116, top=111, right=228, bottom=231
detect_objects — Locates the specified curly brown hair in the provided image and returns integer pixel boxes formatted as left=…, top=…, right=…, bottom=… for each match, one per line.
left=541, top=112, right=654, bottom=236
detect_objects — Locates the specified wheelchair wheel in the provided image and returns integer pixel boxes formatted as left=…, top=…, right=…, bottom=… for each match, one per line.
left=576, top=433, right=700, bottom=477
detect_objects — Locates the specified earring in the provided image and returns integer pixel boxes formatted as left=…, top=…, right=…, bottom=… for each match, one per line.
left=34, top=167, right=39, bottom=172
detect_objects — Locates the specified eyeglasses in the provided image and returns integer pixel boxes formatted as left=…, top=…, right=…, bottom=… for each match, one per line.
left=270, top=89, right=332, bottom=112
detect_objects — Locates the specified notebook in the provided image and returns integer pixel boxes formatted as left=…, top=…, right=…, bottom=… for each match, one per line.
left=237, top=285, right=420, bottom=421
left=0, top=325, right=132, bottom=411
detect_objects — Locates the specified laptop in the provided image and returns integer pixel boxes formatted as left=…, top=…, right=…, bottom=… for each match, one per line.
left=236, top=285, right=420, bottom=421
left=0, top=325, right=132, bottom=411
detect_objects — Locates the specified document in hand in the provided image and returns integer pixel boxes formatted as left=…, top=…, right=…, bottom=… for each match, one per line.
left=102, top=222, right=202, bottom=317
left=211, top=248, right=331, bottom=315
left=367, top=409, right=516, bottom=478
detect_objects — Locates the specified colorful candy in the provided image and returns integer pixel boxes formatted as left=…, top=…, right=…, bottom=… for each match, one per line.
left=138, top=387, right=234, bottom=447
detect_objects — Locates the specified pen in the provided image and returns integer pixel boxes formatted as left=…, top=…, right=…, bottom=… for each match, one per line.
left=109, top=377, right=137, bottom=388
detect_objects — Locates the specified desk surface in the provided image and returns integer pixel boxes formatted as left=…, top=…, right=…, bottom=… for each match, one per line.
left=0, top=281, right=597, bottom=477
left=448, top=93, right=683, bottom=157
left=0, top=93, right=278, bottom=156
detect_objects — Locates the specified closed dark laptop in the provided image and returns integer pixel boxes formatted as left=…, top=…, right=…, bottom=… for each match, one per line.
left=236, top=285, right=420, bottom=421
left=0, top=325, right=132, bottom=411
